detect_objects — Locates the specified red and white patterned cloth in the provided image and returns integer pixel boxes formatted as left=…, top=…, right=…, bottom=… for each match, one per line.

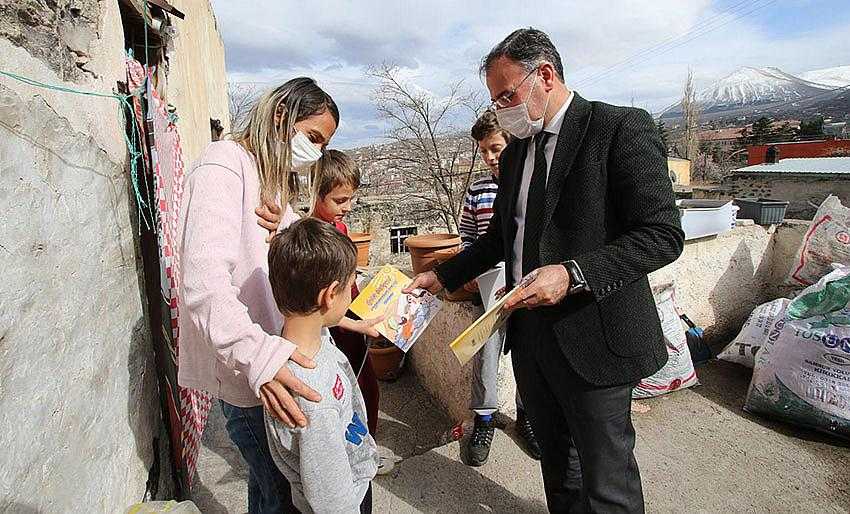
left=127, top=58, right=212, bottom=489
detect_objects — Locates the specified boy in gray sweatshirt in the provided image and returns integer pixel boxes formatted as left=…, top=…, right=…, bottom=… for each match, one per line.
left=265, top=217, right=378, bottom=513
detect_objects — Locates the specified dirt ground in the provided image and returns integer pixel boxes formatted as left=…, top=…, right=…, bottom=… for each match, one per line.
left=193, top=359, right=850, bottom=513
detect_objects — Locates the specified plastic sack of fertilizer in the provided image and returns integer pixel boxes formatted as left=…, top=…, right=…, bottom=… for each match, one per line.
left=787, top=195, right=850, bottom=287
left=745, top=267, right=850, bottom=439
left=718, top=298, right=791, bottom=368
left=633, top=283, right=698, bottom=398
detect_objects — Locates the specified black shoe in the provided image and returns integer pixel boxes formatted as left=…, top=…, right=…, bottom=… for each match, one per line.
left=517, top=410, right=542, bottom=460
left=467, top=416, right=495, bottom=467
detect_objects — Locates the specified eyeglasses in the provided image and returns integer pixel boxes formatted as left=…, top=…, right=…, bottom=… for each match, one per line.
left=490, top=67, right=538, bottom=110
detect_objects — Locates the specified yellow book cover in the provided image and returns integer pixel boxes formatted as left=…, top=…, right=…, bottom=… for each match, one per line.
left=449, top=276, right=534, bottom=366
left=349, top=265, right=442, bottom=352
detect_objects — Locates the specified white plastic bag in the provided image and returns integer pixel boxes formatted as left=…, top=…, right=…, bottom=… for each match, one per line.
left=745, top=267, right=850, bottom=439
left=633, top=283, right=698, bottom=398
left=718, top=298, right=791, bottom=368
left=788, top=195, right=850, bottom=286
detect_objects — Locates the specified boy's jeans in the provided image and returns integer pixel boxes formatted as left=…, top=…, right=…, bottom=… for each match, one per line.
left=220, top=400, right=296, bottom=514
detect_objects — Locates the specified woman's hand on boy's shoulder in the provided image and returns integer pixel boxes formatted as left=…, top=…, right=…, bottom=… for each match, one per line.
left=255, top=202, right=282, bottom=242
left=260, top=350, right=321, bottom=428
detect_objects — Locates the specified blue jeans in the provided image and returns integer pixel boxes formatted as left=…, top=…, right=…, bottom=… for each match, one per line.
left=220, top=400, right=296, bottom=514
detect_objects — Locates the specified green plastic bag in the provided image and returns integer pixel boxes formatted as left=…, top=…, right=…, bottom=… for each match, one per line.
left=787, top=270, right=850, bottom=322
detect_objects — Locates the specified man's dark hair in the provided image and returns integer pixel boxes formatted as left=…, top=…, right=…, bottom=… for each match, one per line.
left=480, top=28, right=564, bottom=82
left=268, top=217, right=357, bottom=315
left=471, top=110, right=512, bottom=143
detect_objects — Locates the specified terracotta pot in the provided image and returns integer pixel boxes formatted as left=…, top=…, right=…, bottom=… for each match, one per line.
left=368, top=342, right=405, bottom=381
left=349, top=232, right=372, bottom=267
left=433, top=246, right=475, bottom=302
left=404, top=233, right=462, bottom=274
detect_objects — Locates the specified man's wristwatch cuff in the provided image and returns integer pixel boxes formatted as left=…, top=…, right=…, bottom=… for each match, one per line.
left=561, top=260, right=590, bottom=295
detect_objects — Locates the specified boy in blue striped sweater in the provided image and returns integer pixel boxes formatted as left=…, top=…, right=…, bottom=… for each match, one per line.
left=461, top=111, right=541, bottom=466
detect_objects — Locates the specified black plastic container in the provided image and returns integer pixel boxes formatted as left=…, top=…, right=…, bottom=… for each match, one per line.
left=733, top=198, right=790, bottom=225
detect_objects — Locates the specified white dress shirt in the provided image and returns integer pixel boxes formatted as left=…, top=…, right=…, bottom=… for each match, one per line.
left=511, top=91, right=575, bottom=285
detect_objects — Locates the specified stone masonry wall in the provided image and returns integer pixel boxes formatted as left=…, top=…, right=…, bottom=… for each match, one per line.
left=722, top=174, right=850, bottom=219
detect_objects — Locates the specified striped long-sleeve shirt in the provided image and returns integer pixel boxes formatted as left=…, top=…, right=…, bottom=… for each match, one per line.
left=459, top=175, right=499, bottom=248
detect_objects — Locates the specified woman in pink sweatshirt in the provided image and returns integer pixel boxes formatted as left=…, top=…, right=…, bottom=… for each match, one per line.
left=177, top=77, right=355, bottom=513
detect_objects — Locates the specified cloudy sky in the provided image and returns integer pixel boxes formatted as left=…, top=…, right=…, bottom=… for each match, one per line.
left=210, top=0, right=850, bottom=148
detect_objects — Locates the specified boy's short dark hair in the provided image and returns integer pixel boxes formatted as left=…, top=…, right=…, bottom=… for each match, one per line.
left=268, top=217, right=357, bottom=315
left=312, top=149, right=361, bottom=199
left=471, top=110, right=512, bottom=143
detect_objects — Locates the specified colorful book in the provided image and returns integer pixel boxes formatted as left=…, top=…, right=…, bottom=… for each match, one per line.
left=349, top=265, right=442, bottom=352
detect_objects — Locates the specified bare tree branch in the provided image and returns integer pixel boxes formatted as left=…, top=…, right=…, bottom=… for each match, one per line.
left=368, top=63, right=480, bottom=233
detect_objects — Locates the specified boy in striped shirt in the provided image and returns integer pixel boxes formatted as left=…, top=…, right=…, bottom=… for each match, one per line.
left=461, top=111, right=541, bottom=466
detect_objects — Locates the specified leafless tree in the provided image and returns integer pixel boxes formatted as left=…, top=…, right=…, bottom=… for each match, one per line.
left=368, top=63, right=486, bottom=233
left=679, top=68, right=701, bottom=163
left=228, top=82, right=259, bottom=130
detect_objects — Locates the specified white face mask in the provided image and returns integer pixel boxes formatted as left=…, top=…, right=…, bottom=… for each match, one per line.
left=290, top=131, right=322, bottom=172
left=495, top=75, right=549, bottom=140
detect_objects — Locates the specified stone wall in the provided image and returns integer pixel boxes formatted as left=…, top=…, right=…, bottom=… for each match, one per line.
left=0, top=1, right=227, bottom=510
left=721, top=174, right=850, bottom=219
left=346, top=197, right=450, bottom=268
left=408, top=222, right=808, bottom=423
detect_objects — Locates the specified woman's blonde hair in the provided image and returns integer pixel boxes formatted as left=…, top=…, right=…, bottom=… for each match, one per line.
left=232, top=77, right=339, bottom=205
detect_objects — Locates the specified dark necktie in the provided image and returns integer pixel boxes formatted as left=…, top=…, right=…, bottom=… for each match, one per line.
left=521, top=132, right=552, bottom=276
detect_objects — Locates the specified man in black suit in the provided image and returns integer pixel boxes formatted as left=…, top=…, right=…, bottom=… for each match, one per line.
left=405, top=28, right=684, bottom=513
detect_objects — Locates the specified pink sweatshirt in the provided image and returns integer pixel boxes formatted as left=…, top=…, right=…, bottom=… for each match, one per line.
left=177, top=140, right=299, bottom=407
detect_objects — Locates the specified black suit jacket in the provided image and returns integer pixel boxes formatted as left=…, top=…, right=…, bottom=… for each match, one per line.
left=436, top=94, right=685, bottom=387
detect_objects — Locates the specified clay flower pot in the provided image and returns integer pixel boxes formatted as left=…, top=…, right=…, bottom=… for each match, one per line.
left=433, top=246, right=475, bottom=302
left=404, top=233, right=462, bottom=274
left=368, top=338, right=405, bottom=381
left=349, top=232, right=372, bottom=267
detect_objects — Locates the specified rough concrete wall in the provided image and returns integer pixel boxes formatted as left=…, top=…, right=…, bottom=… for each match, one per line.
left=163, top=0, right=229, bottom=164
left=0, top=3, right=160, bottom=510
left=411, top=222, right=811, bottom=421
left=723, top=175, right=850, bottom=219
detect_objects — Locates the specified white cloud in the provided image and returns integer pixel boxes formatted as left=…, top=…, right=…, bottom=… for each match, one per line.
left=211, top=0, right=850, bottom=147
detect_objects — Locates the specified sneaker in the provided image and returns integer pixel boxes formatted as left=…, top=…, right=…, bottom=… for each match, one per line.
left=516, top=410, right=542, bottom=460
left=376, top=456, right=395, bottom=476
left=467, top=416, right=495, bottom=467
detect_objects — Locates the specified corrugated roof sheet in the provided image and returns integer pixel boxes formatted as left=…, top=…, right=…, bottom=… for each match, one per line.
left=734, top=157, right=850, bottom=175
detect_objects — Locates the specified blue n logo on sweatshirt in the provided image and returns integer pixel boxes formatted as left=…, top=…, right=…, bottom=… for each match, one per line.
left=344, top=412, right=368, bottom=445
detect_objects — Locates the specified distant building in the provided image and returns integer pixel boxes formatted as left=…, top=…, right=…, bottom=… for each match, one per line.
left=719, top=157, right=850, bottom=218
left=698, top=127, right=743, bottom=149
left=698, top=120, right=801, bottom=151
left=824, top=121, right=849, bottom=138
left=748, top=139, right=850, bottom=165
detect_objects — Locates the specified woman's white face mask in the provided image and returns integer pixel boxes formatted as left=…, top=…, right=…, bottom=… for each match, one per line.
left=495, top=74, right=549, bottom=140
left=290, top=131, right=322, bottom=172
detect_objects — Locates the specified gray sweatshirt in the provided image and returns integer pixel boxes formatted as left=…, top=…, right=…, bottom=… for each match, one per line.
left=265, top=335, right=379, bottom=514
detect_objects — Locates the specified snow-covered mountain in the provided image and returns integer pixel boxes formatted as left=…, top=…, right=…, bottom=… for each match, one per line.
left=696, top=66, right=830, bottom=111
left=800, top=65, right=850, bottom=89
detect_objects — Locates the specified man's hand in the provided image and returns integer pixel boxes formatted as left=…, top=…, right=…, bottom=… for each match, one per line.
left=260, top=350, right=321, bottom=428
left=256, top=202, right=282, bottom=242
left=402, top=270, right=444, bottom=295
left=503, top=264, right=571, bottom=311
left=462, top=280, right=479, bottom=293
left=338, top=315, right=384, bottom=338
